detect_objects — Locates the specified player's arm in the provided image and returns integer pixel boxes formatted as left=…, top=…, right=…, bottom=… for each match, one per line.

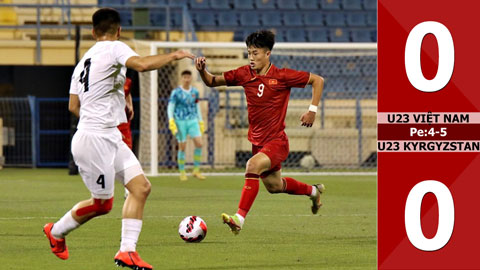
left=195, top=57, right=227, bottom=87
left=68, top=94, right=80, bottom=118
left=126, top=50, right=195, bottom=72
left=167, top=93, right=178, bottom=135
left=125, top=92, right=134, bottom=121
left=300, top=73, right=324, bottom=127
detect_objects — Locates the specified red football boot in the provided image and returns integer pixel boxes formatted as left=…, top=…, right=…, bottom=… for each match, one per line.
left=114, top=251, right=153, bottom=270
left=43, top=223, right=69, bottom=260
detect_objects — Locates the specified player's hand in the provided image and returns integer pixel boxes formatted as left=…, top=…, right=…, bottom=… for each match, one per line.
left=199, top=120, right=205, bottom=133
left=300, top=111, right=316, bottom=127
left=169, top=118, right=178, bottom=135
left=195, top=57, right=206, bottom=71
left=173, top=50, right=195, bottom=60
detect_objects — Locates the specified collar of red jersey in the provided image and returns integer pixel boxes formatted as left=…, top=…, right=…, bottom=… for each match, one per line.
left=251, top=62, right=273, bottom=79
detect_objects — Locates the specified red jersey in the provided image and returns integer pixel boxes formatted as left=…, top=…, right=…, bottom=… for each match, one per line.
left=223, top=64, right=310, bottom=146
left=118, top=77, right=133, bottom=149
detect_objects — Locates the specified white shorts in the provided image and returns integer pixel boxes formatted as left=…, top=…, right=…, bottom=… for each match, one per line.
left=71, top=128, right=144, bottom=199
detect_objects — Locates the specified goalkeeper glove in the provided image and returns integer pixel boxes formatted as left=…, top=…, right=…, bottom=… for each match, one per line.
left=199, top=120, right=205, bottom=134
left=169, top=118, right=178, bottom=135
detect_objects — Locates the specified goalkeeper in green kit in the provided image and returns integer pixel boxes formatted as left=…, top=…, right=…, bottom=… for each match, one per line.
left=168, top=70, right=206, bottom=181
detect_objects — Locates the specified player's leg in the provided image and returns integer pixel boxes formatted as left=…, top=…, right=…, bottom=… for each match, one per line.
left=118, top=121, right=133, bottom=199
left=189, top=120, right=205, bottom=179
left=176, top=119, right=188, bottom=181
left=44, top=130, right=116, bottom=260
left=114, top=142, right=152, bottom=270
left=261, top=171, right=325, bottom=214
left=222, top=151, right=271, bottom=234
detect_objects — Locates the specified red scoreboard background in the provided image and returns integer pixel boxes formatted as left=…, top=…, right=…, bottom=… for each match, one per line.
left=378, top=0, right=480, bottom=269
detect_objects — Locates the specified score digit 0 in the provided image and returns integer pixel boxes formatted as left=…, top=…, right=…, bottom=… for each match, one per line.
left=403, top=21, right=455, bottom=251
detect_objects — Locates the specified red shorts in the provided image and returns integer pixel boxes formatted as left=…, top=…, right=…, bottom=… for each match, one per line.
left=117, top=121, right=132, bottom=149
left=252, top=139, right=289, bottom=178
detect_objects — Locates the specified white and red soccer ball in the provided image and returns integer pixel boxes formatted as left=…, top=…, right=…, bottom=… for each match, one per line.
left=178, top=216, right=207, bottom=243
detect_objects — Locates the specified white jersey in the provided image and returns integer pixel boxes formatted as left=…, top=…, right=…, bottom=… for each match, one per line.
left=69, top=40, right=138, bottom=130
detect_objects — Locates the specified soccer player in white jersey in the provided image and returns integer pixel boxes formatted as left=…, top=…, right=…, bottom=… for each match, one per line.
left=42, top=8, right=194, bottom=270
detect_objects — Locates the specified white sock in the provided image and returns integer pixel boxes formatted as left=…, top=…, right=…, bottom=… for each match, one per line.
left=120, top=219, right=143, bottom=252
left=51, top=211, right=80, bottom=239
left=235, top=213, right=245, bottom=227
left=310, top=186, right=317, bottom=198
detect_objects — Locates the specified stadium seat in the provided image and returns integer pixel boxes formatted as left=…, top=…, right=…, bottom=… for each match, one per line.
left=329, top=27, right=349, bottom=42
left=304, top=11, right=324, bottom=26
left=272, top=29, right=286, bottom=42
left=98, top=0, right=125, bottom=5
left=320, top=0, right=341, bottom=10
left=343, top=58, right=362, bottom=76
left=366, top=12, right=376, bottom=26
left=261, top=12, right=282, bottom=26
left=239, top=12, right=260, bottom=26
left=210, top=0, right=230, bottom=9
left=363, top=0, right=376, bottom=10
left=218, top=11, right=238, bottom=26
left=325, top=12, right=345, bottom=26
left=371, top=29, right=377, bottom=42
left=307, top=29, right=328, bottom=42
left=346, top=12, right=366, bottom=26
left=190, top=0, right=210, bottom=9
left=351, top=29, right=371, bottom=42
left=277, top=0, right=297, bottom=10
left=148, top=0, right=167, bottom=4
left=193, top=11, right=216, bottom=27
left=171, top=11, right=184, bottom=27
left=255, top=0, right=276, bottom=9
left=283, top=12, right=303, bottom=26
left=341, top=0, right=362, bottom=10
left=362, top=61, right=377, bottom=76
left=119, top=10, right=132, bottom=26
left=298, top=0, right=318, bottom=9
left=286, top=29, right=306, bottom=42
left=127, top=0, right=148, bottom=5
left=235, top=0, right=255, bottom=9
left=150, top=9, right=166, bottom=26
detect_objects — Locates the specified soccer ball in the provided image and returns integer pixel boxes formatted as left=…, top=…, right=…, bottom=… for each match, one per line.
left=300, top=155, right=316, bottom=170
left=178, top=216, right=207, bottom=243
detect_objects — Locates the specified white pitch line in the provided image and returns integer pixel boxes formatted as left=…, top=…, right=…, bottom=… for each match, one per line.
left=0, top=213, right=375, bottom=221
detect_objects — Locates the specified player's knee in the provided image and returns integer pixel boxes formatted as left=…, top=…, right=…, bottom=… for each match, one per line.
left=95, top=197, right=114, bottom=215
left=179, top=144, right=187, bottom=151
left=134, top=179, right=151, bottom=198
left=265, top=183, right=283, bottom=194
left=246, top=159, right=261, bottom=174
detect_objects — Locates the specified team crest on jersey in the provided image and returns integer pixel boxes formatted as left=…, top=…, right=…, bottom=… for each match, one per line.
left=268, top=79, right=278, bottom=85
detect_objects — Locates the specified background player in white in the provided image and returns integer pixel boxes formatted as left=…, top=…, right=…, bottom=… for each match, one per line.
left=168, top=70, right=206, bottom=181
left=42, top=8, right=194, bottom=270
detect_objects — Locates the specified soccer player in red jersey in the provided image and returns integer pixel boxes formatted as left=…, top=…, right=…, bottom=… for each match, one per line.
left=195, top=30, right=325, bottom=234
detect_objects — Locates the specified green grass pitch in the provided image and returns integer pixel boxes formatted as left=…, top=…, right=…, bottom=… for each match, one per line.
left=0, top=168, right=376, bottom=269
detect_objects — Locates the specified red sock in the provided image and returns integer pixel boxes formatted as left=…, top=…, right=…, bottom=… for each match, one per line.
left=237, top=173, right=260, bottom=218
left=282, top=177, right=313, bottom=196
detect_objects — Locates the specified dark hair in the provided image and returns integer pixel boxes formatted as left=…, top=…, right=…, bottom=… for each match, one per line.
left=181, top=70, right=192, bottom=76
left=246, top=30, right=275, bottom=51
left=92, top=8, right=121, bottom=36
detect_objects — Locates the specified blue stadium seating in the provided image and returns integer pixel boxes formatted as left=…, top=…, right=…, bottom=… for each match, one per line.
left=320, top=0, right=341, bottom=10
left=341, top=0, right=362, bottom=10
left=346, top=12, right=366, bottom=26
left=307, top=29, right=328, bottom=42
left=210, top=0, right=230, bottom=9
left=325, top=12, right=345, bottom=26
left=235, top=0, right=255, bottom=9
left=272, top=29, right=286, bottom=42
left=255, top=0, right=275, bottom=9
left=366, top=12, right=376, bottom=26
left=261, top=12, right=282, bottom=26
left=127, top=0, right=147, bottom=5
left=148, top=0, right=167, bottom=4
left=329, top=28, right=349, bottom=42
left=277, top=0, right=298, bottom=10
left=190, top=0, right=210, bottom=9
left=364, top=0, right=376, bottom=10
left=150, top=9, right=166, bottom=26
left=371, top=29, right=377, bottom=42
left=99, top=0, right=125, bottom=5
left=304, top=11, right=323, bottom=26
left=239, top=11, right=260, bottom=26
left=119, top=10, right=132, bottom=26
left=193, top=11, right=216, bottom=27
left=298, top=0, right=318, bottom=9
left=351, top=29, right=371, bottom=42
left=342, top=57, right=362, bottom=76
left=286, top=29, right=306, bottom=42
left=218, top=11, right=238, bottom=26
left=283, top=12, right=303, bottom=26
